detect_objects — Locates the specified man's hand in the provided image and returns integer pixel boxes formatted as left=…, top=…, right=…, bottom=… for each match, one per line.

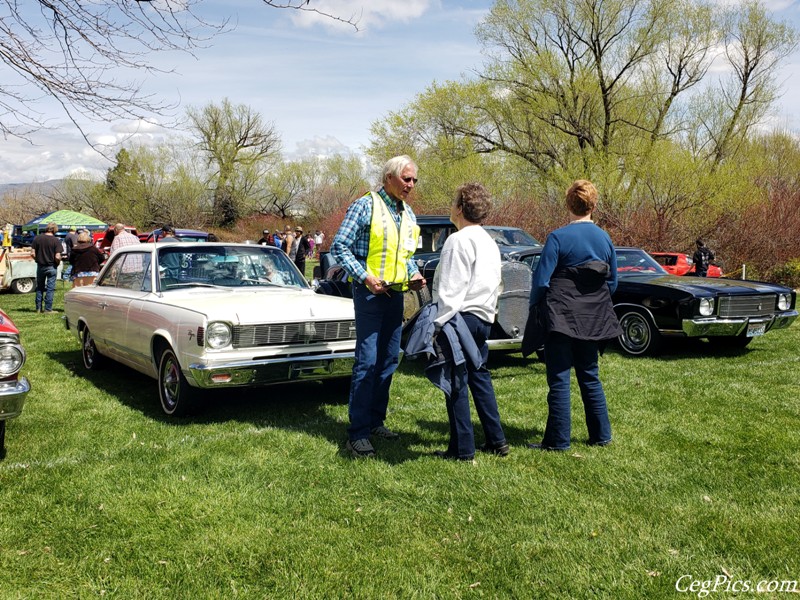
left=364, top=274, right=389, bottom=295
left=408, top=274, right=426, bottom=291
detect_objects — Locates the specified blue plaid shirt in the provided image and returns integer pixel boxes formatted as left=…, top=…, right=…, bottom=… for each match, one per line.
left=330, top=187, right=421, bottom=284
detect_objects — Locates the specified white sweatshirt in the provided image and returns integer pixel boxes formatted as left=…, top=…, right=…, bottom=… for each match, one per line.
left=432, top=224, right=502, bottom=328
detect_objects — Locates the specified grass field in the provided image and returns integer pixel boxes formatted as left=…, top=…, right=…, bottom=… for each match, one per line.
left=1, top=286, right=798, bottom=599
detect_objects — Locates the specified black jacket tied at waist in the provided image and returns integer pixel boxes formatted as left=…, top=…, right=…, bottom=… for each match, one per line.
left=546, top=260, right=622, bottom=341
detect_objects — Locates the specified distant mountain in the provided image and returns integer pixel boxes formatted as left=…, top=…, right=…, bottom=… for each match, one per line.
left=0, top=180, right=67, bottom=204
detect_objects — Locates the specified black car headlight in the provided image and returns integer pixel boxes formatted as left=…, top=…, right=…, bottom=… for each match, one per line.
left=777, top=293, right=791, bottom=311
left=0, top=343, right=26, bottom=377
left=206, top=322, right=232, bottom=349
left=698, top=298, right=715, bottom=316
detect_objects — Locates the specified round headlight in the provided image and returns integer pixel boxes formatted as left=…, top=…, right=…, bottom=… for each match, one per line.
left=699, top=297, right=714, bottom=316
left=777, top=293, right=791, bottom=311
left=0, top=343, right=25, bottom=377
left=206, top=322, right=232, bottom=349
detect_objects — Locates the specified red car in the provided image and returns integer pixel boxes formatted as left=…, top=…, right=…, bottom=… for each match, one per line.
left=0, top=308, right=30, bottom=457
left=650, top=252, right=723, bottom=278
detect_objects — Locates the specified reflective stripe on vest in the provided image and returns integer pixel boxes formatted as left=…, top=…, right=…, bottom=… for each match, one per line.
left=366, top=191, right=419, bottom=291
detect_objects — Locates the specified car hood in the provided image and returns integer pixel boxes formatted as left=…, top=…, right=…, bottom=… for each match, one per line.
left=158, top=287, right=356, bottom=323
left=620, top=273, right=790, bottom=295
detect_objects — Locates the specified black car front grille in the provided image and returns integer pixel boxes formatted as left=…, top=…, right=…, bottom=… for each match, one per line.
left=717, top=295, right=775, bottom=318
left=231, top=321, right=357, bottom=348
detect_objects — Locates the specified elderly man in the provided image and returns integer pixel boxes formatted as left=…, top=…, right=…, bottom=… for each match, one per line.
left=331, top=155, right=426, bottom=458
left=109, top=223, right=140, bottom=254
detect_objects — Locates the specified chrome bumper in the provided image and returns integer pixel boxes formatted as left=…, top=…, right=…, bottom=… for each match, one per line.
left=187, top=352, right=355, bottom=388
left=682, top=310, right=798, bottom=338
left=487, top=337, right=523, bottom=352
left=0, top=377, right=30, bottom=420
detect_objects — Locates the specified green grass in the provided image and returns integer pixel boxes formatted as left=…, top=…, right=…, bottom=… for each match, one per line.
left=1, top=286, right=798, bottom=598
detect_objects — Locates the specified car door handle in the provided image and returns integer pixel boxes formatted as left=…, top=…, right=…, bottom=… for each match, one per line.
left=98, top=301, right=108, bottom=309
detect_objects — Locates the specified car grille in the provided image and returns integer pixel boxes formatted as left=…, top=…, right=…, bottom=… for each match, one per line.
left=717, top=295, right=775, bottom=318
left=231, top=320, right=356, bottom=348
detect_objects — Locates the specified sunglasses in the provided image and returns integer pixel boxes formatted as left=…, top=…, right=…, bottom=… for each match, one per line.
left=400, top=176, right=418, bottom=184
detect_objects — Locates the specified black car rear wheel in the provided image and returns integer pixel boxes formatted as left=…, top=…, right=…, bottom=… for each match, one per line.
left=82, top=327, right=104, bottom=370
left=616, top=309, right=662, bottom=356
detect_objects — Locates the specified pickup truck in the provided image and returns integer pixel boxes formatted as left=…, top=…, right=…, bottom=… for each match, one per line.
left=0, top=247, right=63, bottom=293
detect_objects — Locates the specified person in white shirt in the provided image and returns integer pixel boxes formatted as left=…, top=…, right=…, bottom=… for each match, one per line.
left=431, top=182, right=509, bottom=460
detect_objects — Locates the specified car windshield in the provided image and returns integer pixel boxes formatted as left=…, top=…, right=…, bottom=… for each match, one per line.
left=483, top=227, right=541, bottom=247
left=616, top=249, right=667, bottom=274
left=158, top=245, right=308, bottom=290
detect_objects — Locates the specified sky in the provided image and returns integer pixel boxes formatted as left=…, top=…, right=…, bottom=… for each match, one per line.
left=1, top=0, right=799, bottom=185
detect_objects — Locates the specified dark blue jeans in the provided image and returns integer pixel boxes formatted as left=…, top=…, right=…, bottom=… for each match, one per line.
left=347, top=283, right=404, bottom=441
left=440, top=313, right=506, bottom=459
left=35, top=265, right=58, bottom=312
left=542, top=332, right=612, bottom=449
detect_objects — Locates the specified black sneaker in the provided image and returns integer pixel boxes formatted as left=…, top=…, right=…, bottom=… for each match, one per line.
left=370, top=425, right=399, bottom=440
left=479, top=441, right=510, bottom=456
left=346, top=438, right=376, bottom=458
left=433, top=450, right=474, bottom=462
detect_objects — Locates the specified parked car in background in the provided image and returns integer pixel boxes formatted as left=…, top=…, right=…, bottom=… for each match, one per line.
left=650, top=251, right=723, bottom=278
left=139, top=228, right=210, bottom=243
left=64, top=242, right=357, bottom=416
left=514, top=247, right=797, bottom=356
left=0, top=308, right=30, bottom=457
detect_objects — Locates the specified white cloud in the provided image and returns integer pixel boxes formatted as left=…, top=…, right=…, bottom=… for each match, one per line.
left=288, top=0, right=433, bottom=32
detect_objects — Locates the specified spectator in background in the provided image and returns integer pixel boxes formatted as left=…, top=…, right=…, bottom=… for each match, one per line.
left=282, top=225, right=296, bottom=260
left=159, top=225, right=177, bottom=241
left=110, top=223, right=140, bottom=255
left=692, top=239, right=715, bottom=277
left=273, top=230, right=283, bottom=249
left=314, top=230, right=325, bottom=256
left=306, top=233, right=315, bottom=258
left=257, top=229, right=271, bottom=245
left=294, top=226, right=310, bottom=276
left=31, top=222, right=62, bottom=314
left=69, top=230, right=105, bottom=285
left=207, top=233, right=219, bottom=242
left=62, top=226, right=79, bottom=280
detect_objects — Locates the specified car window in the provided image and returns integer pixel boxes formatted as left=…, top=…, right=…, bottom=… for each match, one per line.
left=483, top=227, right=541, bottom=246
left=616, top=249, right=666, bottom=273
left=157, top=246, right=307, bottom=290
left=96, top=252, right=151, bottom=290
left=520, top=254, right=541, bottom=271
left=653, top=255, right=677, bottom=267
left=417, top=225, right=454, bottom=253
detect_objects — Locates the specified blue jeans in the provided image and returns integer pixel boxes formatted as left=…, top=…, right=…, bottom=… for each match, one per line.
left=347, top=283, right=404, bottom=441
left=36, top=265, right=58, bottom=311
left=542, top=332, right=612, bottom=449
left=440, top=313, right=506, bottom=458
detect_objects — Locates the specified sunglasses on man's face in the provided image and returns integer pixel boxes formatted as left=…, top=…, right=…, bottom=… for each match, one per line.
left=400, top=176, right=418, bottom=184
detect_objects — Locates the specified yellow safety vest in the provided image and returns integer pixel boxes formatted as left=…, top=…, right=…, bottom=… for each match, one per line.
left=365, top=191, right=420, bottom=291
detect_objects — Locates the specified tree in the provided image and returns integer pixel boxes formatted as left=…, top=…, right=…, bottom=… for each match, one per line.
left=0, top=1, right=357, bottom=142
left=187, top=99, right=282, bottom=226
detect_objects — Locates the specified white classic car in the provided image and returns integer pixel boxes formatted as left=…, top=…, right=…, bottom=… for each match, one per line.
left=64, top=242, right=357, bottom=416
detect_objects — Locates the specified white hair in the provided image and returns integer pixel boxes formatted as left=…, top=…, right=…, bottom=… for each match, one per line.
left=381, top=155, right=416, bottom=185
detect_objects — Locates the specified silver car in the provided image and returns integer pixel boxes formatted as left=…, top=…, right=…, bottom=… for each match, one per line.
left=64, top=242, right=357, bottom=416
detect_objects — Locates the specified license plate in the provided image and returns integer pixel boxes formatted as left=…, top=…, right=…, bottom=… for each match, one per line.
left=746, top=323, right=766, bottom=337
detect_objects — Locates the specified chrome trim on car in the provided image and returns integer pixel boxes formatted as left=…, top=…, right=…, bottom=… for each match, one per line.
left=487, top=337, right=523, bottom=351
left=231, top=320, right=357, bottom=348
left=682, top=310, right=798, bottom=337
left=0, top=376, right=30, bottom=420
left=187, top=352, right=355, bottom=388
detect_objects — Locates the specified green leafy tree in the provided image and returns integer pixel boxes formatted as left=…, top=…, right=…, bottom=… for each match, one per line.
left=188, top=99, right=282, bottom=227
